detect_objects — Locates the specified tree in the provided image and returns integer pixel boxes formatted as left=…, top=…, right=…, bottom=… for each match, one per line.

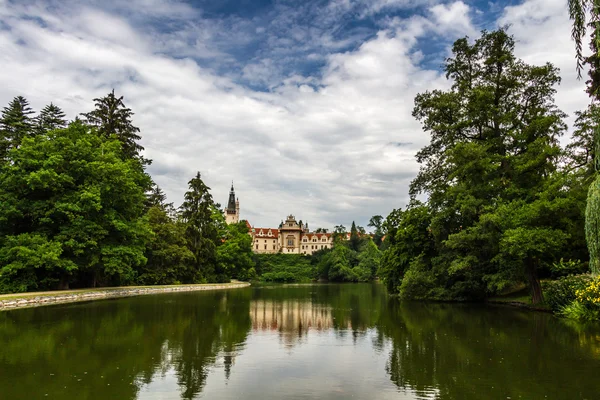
left=350, top=221, right=360, bottom=251
left=0, top=96, right=35, bottom=161
left=139, top=206, right=194, bottom=285
left=81, top=89, right=144, bottom=160
left=215, top=218, right=255, bottom=281
left=36, top=103, right=67, bottom=134
left=402, top=29, right=569, bottom=303
left=568, top=3, right=600, bottom=276
left=0, top=121, right=151, bottom=291
left=568, top=0, right=600, bottom=90
left=179, top=172, right=219, bottom=283
left=333, top=225, right=347, bottom=243
left=368, top=215, right=384, bottom=247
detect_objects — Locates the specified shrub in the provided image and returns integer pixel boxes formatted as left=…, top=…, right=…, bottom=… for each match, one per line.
left=544, top=274, right=592, bottom=312
left=550, top=258, right=589, bottom=278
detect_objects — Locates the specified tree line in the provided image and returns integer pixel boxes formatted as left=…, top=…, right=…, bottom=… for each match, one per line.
left=378, top=28, right=597, bottom=306
left=0, top=92, right=254, bottom=293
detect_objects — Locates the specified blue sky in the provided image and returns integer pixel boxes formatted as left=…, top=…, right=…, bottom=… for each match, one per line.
left=0, top=0, right=590, bottom=229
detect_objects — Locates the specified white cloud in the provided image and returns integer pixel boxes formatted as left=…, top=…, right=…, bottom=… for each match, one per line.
left=0, top=0, right=590, bottom=230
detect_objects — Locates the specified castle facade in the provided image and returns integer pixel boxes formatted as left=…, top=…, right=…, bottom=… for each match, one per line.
left=224, top=185, right=333, bottom=255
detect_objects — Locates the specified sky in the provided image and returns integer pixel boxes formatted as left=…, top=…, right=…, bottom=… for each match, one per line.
left=0, top=0, right=591, bottom=230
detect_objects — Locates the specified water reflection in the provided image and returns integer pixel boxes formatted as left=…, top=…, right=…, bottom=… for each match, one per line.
left=0, top=284, right=599, bottom=400
left=0, top=289, right=252, bottom=400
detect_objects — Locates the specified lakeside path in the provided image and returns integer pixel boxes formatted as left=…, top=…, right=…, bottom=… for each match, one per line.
left=0, top=281, right=251, bottom=311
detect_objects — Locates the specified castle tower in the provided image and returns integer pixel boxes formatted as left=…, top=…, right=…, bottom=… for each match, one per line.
left=225, top=182, right=240, bottom=224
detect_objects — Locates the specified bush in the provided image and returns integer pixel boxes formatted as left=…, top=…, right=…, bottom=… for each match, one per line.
left=550, top=258, right=589, bottom=278
left=253, top=254, right=316, bottom=283
left=544, top=274, right=592, bottom=312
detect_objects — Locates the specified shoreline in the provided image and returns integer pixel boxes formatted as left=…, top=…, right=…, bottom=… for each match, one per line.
left=0, top=281, right=251, bottom=311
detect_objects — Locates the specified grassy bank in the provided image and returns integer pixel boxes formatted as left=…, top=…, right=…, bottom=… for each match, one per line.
left=253, top=254, right=316, bottom=283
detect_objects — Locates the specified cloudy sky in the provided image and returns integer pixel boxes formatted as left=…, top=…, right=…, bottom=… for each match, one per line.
left=0, top=0, right=591, bottom=230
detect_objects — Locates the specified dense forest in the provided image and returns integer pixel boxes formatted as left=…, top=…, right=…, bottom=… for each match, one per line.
left=377, top=28, right=600, bottom=320
left=0, top=90, right=382, bottom=292
left=0, top=91, right=255, bottom=293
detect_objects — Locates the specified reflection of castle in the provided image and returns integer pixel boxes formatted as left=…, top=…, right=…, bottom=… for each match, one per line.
left=224, top=184, right=333, bottom=255
left=250, top=300, right=338, bottom=345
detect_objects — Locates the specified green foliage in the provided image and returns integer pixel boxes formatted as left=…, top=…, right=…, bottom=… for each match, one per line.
left=216, top=220, right=254, bottom=281
left=0, top=122, right=151, bottom=291
left=586, top=175, right=600, bottom=274
left=138, top=206, right=194, bottom=285
left=180, top=172, right=220, bottom=283
left=544, top=274, right=593, bottom=312
left=0, top=96, right=35, bottom=161
left=0, top=94, right=257, bottom=293
left=380, top=29, right=588, bottom=304
left=36, top=103, right=67, bottom=134
left=81, top=89, right=144, bottom=160
left=315, top=238, right=381, bottom=282
left=550, top=259, right=589, bottom=278
left=254, top=254, right=315, bottom=282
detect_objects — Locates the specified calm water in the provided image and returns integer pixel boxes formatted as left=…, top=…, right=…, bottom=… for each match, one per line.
left=1, top=284, right=599, bottom=400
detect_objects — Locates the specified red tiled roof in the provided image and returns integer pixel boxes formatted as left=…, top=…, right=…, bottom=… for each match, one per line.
left=253, top=227, right=280, bottom=238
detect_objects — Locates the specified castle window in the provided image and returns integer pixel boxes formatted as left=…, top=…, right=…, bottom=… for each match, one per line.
left=264, top=240, right=267, bottom=243
left=313, top=238, right=317, bottom=242
left=303, top=238, right=307, bottom=242
left=264, top=244, right=267, bottom=249
left=273, top=245, right=276, bottom=250
left=255, top=244, right=258, bottom=249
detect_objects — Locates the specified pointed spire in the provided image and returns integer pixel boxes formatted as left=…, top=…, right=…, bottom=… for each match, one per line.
left=227, top=182, right=236, bottom=212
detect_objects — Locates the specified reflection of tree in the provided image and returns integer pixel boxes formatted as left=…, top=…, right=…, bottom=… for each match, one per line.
left=379, top=301, right=600, bottom=400
left=0, top=289, right=251, bottom=399
left=249, top=284, right=387, bottom=347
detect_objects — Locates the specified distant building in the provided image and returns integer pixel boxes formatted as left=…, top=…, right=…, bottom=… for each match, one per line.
left=224, top=186, right=333, bottom=254
left=225, top=183, right=240, bottom=224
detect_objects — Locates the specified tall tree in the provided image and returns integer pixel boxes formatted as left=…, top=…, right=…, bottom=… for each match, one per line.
left=81, top=89, right=144, bottom=159
left=36, top=103, right=67, bottom=134
left=406, top=29, right=568, bottom=303
left=569, top=2, right=600, bottom=276
left=368, top=215, right=384, bottom=247
left=180, top=172, right=219, bottom=283
left=0, top=121, right=151, bottom=292
left=0, top=96, right=35, bottom=161
left=350, top=221, right=360, bottom=251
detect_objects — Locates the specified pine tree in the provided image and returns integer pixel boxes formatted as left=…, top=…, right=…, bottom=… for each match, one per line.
left=36, top=103, right=67, bottom=133
left=146, top=184, right=168, bottom=209
left=0, top=96, right=35, bottom=161
left=180, top=172, right=219, bottom=282
left=350, top=221, right=360, bottom=251
left=81, top=89, right=144, bottom=159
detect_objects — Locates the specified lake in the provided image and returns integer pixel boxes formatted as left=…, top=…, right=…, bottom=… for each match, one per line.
left=0, top=283, right=599, bottom=399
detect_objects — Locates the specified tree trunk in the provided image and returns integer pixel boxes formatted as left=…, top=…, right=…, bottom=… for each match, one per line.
left=526, top=258, right=544, bottom=305
left=57, top=275, right=69, bottom=290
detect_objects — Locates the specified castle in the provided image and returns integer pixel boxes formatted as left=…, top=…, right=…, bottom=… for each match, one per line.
left=224, top=184, right=333, bottom=255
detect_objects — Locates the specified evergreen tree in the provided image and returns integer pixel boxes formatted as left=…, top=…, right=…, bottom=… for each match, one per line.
left=81, top=89, right=144, bottom=159
left=0, top=96, right=35, bottom=161
left=180, top=172, right=219, bottom=282
left=383, top=30, right=571, bottom=303
left=146, top=184, right=168, bottom=210
left=36, top=103, right=67, bottom=133
left=350, top=221, right=360, bottom=251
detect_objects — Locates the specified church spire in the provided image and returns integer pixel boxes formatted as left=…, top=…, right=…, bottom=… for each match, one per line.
left=227, top=182, right=236, bottom=212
